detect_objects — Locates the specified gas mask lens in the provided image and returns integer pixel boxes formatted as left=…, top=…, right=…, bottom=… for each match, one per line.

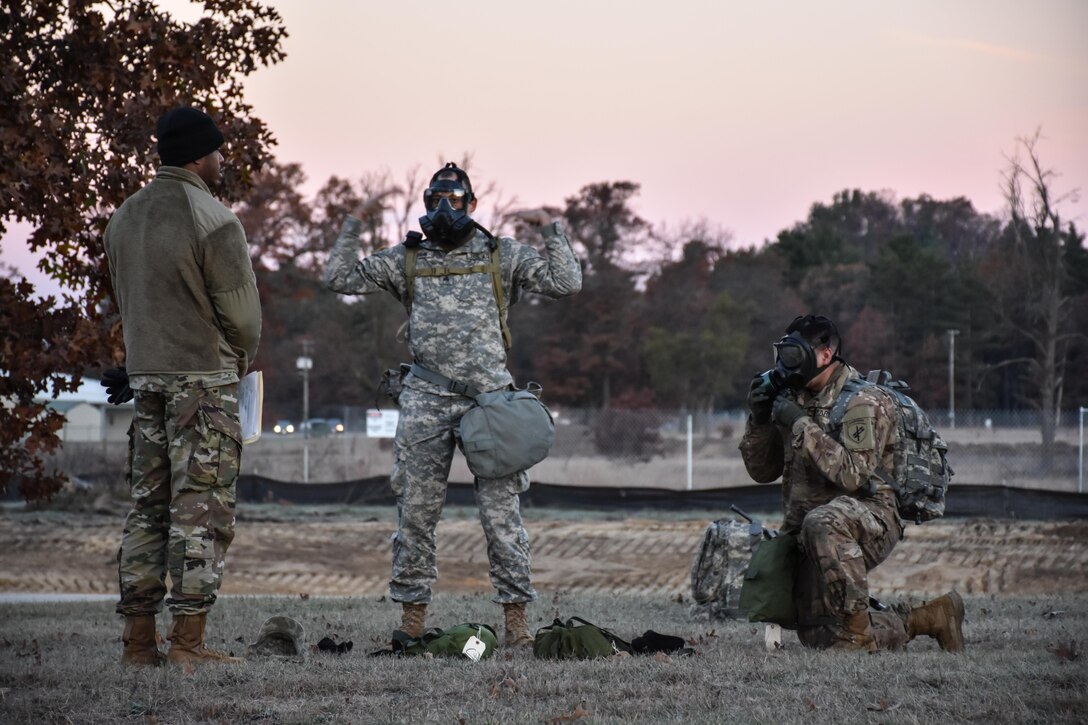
left=423, top=187, right=467, bottom=211
left=774, top=341, right=806, bottom=369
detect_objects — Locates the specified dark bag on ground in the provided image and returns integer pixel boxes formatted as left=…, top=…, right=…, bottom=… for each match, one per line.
left=533, top=617, right=632, bottom=659
left=738, top=532, right=798, bottom=628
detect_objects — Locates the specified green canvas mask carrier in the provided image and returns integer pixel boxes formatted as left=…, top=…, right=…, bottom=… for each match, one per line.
left=377, top=623, right=498, bottom=660
left=738, top=532, right=799, bottom=628
left=533, top=617, right=633, bottom=659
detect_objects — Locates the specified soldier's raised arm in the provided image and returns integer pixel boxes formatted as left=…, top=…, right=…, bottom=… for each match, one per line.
left=324, top=191, right=404, bottom=298
left=504, top=209, right=582, bottom=299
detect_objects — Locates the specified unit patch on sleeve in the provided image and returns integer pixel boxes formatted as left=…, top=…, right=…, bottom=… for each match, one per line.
left=841, top=405, right=876, bottom=451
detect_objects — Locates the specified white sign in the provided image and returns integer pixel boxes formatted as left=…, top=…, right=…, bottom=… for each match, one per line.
left=366, top=409, right=399, bottom=438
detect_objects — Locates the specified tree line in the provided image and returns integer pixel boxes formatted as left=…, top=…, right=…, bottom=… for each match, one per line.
left=243, top=140, right=1088, bottom=464
left=2, top=1, right=1085, bottom=500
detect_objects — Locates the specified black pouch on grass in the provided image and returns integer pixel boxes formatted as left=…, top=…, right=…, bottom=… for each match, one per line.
left=738, top=532, right=799, bottom=628
left=631, top=630, right=693, bottom=656
left=533, top=617, right=632, bottom=659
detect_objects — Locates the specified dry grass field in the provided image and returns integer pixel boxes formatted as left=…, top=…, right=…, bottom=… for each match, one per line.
left=1, top=502, right=1086, bottom=723
left=0, top=592, right=1085, bottom=723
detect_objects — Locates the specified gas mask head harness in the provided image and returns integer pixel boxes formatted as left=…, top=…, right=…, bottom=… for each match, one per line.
left=772, top=315, right=843, bottom=389
left=419, top=162, right=477, bottom=246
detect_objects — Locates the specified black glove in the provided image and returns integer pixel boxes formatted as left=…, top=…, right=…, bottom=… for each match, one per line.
left=772, top=394, right=807, bottom=429
left=101, top=366, right=134, bottom=405
left=747, top=372, right=776, bottom=424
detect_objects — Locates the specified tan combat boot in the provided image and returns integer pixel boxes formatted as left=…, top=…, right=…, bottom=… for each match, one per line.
left=502, top=602, right=534, bottom=647
left=121, top=615, right=164, bottom=667
left=166, top=613, right=242, bottom=665
left=399, top=603, right=427, bottom=639
left=833, top=609, right=877, bottom=652
left=907, top=591, right=965, bottom=652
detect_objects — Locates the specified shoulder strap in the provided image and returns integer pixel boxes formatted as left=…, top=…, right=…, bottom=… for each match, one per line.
left=488, top=241, right=512, bottom=349
left=828, top=377, right=872, bottom=430
left=404, top=242, right=420, bottom=311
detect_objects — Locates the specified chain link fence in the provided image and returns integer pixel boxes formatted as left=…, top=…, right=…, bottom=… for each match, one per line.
left=298, top=404, right=1085, bottom=493
left=34, top=406, right=1088, bottom=494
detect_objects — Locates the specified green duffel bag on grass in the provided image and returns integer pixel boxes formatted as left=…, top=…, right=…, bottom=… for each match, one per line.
left=391, top=623, right=498, bottom=661
left=533, top=617, right=632, bottom=659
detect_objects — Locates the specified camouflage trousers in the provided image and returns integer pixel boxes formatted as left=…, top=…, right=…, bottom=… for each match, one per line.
left=794, top=495, right=909, bottom=650
left=390, top=386, right=537, bottom=605
left=116, top=380, right=241, bottom=617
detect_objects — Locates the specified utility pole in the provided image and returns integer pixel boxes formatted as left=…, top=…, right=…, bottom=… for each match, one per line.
left=297, top=339, right=314, bottom=483
left=947, top=329, right=959, bottom=429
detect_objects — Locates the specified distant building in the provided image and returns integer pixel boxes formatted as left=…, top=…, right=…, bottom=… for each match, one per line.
left=36, top=376, right=132, bottom=443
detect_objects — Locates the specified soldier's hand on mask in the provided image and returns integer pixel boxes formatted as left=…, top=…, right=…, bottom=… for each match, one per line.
left=351, top=188, right=400, bottom=221
left=747, top=373, right=775, bottom=424
left=772, top=394, right=807, bottom=430
left=508, top=208, right=554, bottom=228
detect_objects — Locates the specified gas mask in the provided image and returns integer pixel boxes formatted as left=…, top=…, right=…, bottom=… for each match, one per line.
left=773, top=331, right=833, bottom=389
left=419, top=178, right=476, bottom=246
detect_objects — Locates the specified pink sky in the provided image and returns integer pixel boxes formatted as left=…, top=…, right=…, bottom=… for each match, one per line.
left=4, top=0, right=1086, bottom=293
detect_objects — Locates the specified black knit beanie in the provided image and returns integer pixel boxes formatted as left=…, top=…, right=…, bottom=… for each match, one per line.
left=155, top=107, right=225, bottom=167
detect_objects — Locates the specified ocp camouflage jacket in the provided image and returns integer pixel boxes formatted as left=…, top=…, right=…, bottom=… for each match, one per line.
left=739, top=364, right=901, bottom=533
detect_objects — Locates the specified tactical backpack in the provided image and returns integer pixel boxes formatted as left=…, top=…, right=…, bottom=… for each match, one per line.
left=690, top=519, right=750, bottom=619
left=828, top=370, right=953, bottom=523
left=383, top=623, right=498, bottom=660
left=533, top=617, right=632, bottom=659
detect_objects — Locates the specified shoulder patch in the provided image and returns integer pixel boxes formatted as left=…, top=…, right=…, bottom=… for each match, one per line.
left=841, top=404, right=876, bottom=451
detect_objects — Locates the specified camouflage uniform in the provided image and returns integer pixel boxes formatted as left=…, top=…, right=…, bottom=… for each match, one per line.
left=105, top=165, right=260, bottom=620
left=117, top=373, right=242, bottom=616
left=739, top=363, right=909, bottom=650
left=325, top=218, right=581, bottom=603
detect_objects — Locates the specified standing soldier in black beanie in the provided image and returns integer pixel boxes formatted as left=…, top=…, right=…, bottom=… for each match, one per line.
left=103, top=106, right=261, bottom=666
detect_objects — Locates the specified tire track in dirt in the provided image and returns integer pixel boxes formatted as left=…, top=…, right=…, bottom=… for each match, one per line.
left=2, top=515, right=1085, bottom=598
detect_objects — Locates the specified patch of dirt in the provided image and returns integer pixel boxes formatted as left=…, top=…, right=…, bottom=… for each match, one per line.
left=1, top=513, right=1085, bottom=598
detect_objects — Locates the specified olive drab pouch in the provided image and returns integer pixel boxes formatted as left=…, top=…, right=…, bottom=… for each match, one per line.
left=532, top=617, right=632, bottom=660
left=738, top=532, right=799, bottom=628
left=829, top=370, right=953, bottom=524
left=386, top=623, right=498, bottom=660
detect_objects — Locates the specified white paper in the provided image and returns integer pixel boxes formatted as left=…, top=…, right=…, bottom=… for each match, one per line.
left=239, top=371, right=263, bottom=445
left=366, top=408, right=399, bottom=438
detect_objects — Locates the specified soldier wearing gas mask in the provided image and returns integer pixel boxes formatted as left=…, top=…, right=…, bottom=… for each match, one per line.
left=324, top=163, right=582, bottom=647
left=739, top=315, right=964, bottom=653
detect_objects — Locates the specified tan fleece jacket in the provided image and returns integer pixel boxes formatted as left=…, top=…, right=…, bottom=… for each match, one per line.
left=104, top=166, right=261, bottom=379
